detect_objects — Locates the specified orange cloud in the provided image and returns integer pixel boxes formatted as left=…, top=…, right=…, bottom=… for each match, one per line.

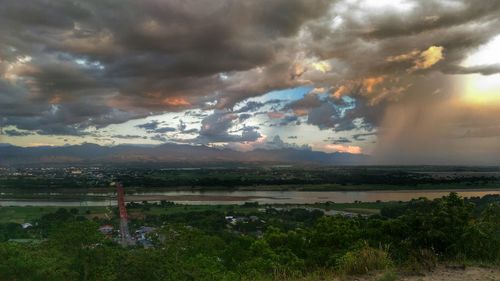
left=267, top=111, right=285, bottom=119
left=292, top=109, right=309, bottom=116
left=310, top=87, right=326, bottom=94
left=363, top=76, right=385, bottom=93
left=291, top=63, right=306, bottom=79
left=313, top=143, right=362, bottom=154
left=386, top=46, right=444, bottom=71
left=49, top=95, right=62, bottom=104
left=162, top=97, right=190, bottom=107
left=332, top=85, right=349, bottom=99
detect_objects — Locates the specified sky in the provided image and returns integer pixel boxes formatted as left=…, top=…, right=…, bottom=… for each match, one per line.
left=1, top=0, right=500, bottom=164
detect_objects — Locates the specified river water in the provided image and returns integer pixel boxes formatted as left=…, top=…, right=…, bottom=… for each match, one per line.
left=1, top=189, right=500, bottom=206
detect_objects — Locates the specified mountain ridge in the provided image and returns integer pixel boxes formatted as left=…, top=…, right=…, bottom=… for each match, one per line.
left=0, top=143, right=369, bottom=166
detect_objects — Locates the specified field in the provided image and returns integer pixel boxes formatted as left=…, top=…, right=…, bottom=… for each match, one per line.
left=0, top=206, right=107, bottom=224
left=0, top=201, right=393, bottom=224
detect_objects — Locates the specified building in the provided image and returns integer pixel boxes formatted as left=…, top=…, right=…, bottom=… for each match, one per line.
left=98, top=224, right=114, bottom=235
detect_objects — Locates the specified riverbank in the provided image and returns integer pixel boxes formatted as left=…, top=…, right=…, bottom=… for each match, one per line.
left=1, top=188, right=500, bottom=206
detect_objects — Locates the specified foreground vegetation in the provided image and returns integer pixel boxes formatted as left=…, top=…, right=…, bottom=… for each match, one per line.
left=0, top=193, right=499, bottom=280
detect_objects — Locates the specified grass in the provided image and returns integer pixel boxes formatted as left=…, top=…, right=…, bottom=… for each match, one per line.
left=131, top=204, right=261, bottom=216
left=0, top=199, right=396, bottom=224
left=377, top=271, right=398, bottom=281
left=0, top=201, right=390, bottom=225
left=0, top=204, right=263, bottom=224
left=0, top=206, right=107, bottom=223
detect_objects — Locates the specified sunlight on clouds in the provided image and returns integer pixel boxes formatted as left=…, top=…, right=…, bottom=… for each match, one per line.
left=162, top=97, right=190, bottom=107
left=386, top=50, right=420, bottom=63
left=363, top=76, right=385, bottom=93
left=462, top=74, right=500, bottom=104
left=356, top=0, right=416, bottom=12
left=386, top=46, right=444, bottom=71
left=461, top=35, right=500, bottom=104
left=3, top=55, right=33, bottom=81
left=313, top=143, right=362, bottom=154
left=312, top=61, right=332, bottom=73
left=413, top=46, right=444, bottom=70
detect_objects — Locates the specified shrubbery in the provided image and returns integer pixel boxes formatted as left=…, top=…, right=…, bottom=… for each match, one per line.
left=0, top=193, right=499, bottom=280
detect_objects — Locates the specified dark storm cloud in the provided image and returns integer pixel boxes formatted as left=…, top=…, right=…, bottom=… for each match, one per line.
left=286, top=93, right=323, bottom=114
left=150, top=134, right=168, bottom=143
left=306, top=102, right=341, bottom=130
left=0, top=0, right=331, bottom=135
left=268, top=115, right=300, bottom=127
left=136, top=120, right=176, bottom=134
left=278, top=115, right=300, bottom=126
left=262, top=135, right=311, bottom=150
left=326, top=136, right=351, bottom=144
left=444, top=64, right=500, bottom=76
left=177, top=119, right=200, bottom=135
left=238, top=114, right=252, bottom=122
left=4, top=129, right=34, bottom=137
left=235, top=99, right=283, bottom=113
left=352, top=132, right=377, bottom=141
left=180, top=110, right=262, bottom=143
left=1, top=0, right=500, bottom=156
left=136, top=121, right=161, bottom=131
left=359, top=0, right=500, bottom=39
left=112, top=134, right=147, bottom=140
left=154, top=127, right=176, bottom=133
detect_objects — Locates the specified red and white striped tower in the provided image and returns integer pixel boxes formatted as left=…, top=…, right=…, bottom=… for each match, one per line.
left=116, top=182, right=134, bottom=246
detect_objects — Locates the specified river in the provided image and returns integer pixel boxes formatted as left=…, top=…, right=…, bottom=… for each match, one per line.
left=1, top=189, right=500, bottom=206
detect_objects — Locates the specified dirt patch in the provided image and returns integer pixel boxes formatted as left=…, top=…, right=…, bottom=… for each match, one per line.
left=344, top=266, right=500, bottom=281
left=400, top=266, right=500, bottom=281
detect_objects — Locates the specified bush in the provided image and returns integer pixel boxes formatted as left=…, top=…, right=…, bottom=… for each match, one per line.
left=336, top=245, right=392, bottom=275
left=459, top=203, right=500, bottom=262
left=402, top=248, right=438, bottom=274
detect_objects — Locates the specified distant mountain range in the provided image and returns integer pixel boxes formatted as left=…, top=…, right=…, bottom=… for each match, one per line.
left=0, top=143, right=369, bottom=166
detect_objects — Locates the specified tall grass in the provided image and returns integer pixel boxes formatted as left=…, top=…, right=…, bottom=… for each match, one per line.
left=337, top=245, right=393, bottom=275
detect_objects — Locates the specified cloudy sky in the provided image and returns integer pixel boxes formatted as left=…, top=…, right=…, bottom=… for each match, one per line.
left=1, top=0, right=500, bottom=164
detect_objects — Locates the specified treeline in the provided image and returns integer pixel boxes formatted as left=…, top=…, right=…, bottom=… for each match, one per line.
left=2, top=167, right=500, bottom=190
left=0, top=193, right=499, bottom=280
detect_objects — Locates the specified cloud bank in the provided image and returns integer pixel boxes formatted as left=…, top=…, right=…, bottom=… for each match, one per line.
left=1, top=0, right=500, bottom=163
